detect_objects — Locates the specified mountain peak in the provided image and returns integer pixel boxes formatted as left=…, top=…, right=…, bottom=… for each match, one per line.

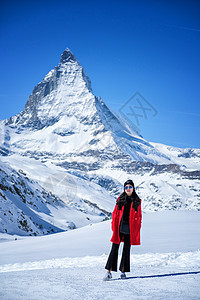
left=4, top=48, right=93, bottom=129
left=60, top=48, right=77, bottom=64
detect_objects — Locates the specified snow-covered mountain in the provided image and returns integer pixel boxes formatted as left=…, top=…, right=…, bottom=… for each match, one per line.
left=0, top=49, right=172, bottom=165
left=0, top=48, right=199, bottom=235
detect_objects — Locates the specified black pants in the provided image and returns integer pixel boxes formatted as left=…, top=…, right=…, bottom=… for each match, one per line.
left=105, top=233, right=131, bottom=272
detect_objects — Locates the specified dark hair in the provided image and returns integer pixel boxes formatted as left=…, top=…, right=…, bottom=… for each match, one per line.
left=120, top=190, right=136, bottom=199
left=117, top=188, right=141, bottom=211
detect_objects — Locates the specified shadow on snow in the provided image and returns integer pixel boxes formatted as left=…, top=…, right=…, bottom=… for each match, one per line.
left=111, top=271, right=200, bottom=281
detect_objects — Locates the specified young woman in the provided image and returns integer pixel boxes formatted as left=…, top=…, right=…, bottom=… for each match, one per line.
left=103, top=179, right=142, bottom=280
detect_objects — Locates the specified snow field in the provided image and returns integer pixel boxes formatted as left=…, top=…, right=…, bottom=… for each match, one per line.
left=0, top=211, right=200, bottom=299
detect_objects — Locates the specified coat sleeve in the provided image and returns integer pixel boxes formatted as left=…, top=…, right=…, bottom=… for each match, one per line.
left=111, top=197, right=120, bottom=231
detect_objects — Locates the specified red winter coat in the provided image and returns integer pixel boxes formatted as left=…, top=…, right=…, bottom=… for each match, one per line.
left=110, top=197, right=142, bottom=245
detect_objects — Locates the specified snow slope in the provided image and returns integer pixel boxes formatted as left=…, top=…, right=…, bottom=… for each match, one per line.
left=0, top=211, right=200, bottom=299
left=0, top=158, right=114, bottom=236
left=150, top=142, right=200, bottom=170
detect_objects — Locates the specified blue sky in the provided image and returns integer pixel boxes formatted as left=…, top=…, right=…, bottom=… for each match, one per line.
left=0, top=0, right=200, bottom=148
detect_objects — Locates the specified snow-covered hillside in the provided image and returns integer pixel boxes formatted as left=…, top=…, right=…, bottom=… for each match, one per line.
left=0, top=159, right=114, bottom=236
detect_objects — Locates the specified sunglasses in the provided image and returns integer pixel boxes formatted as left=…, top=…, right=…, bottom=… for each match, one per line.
left=125, top=186, right=133, bottom=190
